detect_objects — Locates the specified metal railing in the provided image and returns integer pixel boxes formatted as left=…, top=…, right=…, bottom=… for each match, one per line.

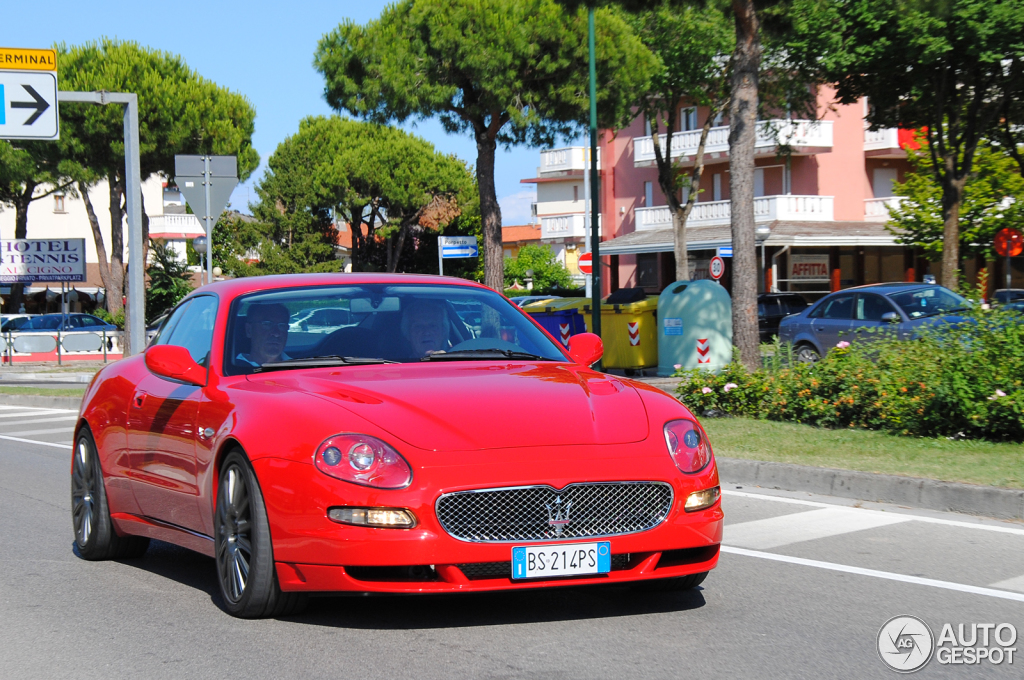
left=634, top=119, right=833, bottom=166
left=635, top=195, right=834, bottom=231
left=3, top=330, right=124, bottom=365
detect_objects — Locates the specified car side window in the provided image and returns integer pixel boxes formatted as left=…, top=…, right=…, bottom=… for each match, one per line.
left=152, top=300, right=193, bottom=347
left=855, top=294, right=896, bottom=322
left=818, top=295, right=855, bottom=320
left=165, top=296, right=218, bottom=367
left=784, top=297, right=808, bottom=315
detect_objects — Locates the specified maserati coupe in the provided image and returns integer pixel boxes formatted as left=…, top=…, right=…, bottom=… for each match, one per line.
left=71, top=274, right=723, bottom=618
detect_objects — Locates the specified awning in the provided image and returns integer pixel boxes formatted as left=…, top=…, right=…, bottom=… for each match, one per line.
left=598, top=220, right=901, bottom=256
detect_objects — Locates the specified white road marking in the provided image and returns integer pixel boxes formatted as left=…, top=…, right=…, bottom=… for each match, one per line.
left=0, top=410, right=72, bottom=419
left=724, top=507, right=911, bottom=550
left=0, top=404, right=76, bottom=412
left=990, top=574, right=1024, bottom=594
left=724, top=489, right=1024, bottom=537
left=0, top=415, right=79, bottom=426
left=722, top=546, right=1024, bottom=603
left=4, top=427, right=77, bottom=437
left=0, top=434, right=72, bottom=450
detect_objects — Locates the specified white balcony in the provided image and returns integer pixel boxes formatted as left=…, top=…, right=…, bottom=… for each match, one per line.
left=864, top=196, right=906, bottom=221
left=633, top=119, right=832, bottom=167
left=539, top=146, right=601, bottom=176
left=635, top=195, right=834, bottom=231
left=863, top=127, right=909, bottom=158
left=148, top=213, right=205, bottom=237
left=540, top=213, right=602, bottom=240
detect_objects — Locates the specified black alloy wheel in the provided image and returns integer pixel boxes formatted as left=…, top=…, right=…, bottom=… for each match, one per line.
left=71, top=428, right=149, bottom=560
left=795, top=344, right=821, bottom=363
left=214, top=449, right=306, bottom=618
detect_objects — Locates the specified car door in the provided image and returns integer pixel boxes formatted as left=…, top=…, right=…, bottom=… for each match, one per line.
left=127, top=296, right=217, bottom=531
left=809, top=293, right=855, bottom=350
left=849, top=293, right=900, bottom=341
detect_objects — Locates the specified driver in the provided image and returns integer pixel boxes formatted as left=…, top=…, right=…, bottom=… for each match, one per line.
left=238, top=303, right=291, bottom=367
left=400, top=299, right=449, bottom=358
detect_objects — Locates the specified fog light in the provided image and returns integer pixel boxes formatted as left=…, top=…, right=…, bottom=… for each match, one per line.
left=684, top=486, right=720, bottom=513
left=327, top=506, right=416, bottom=528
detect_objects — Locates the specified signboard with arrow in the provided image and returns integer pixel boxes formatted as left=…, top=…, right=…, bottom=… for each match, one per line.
left=0, top=47, right=59, bottom=141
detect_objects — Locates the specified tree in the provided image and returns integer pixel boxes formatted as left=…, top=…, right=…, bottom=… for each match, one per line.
left=57, top=39, right=259, bottom=316
left=626, top=3, right=735, bottom=282
left=504, top=244, right=576, bottom=290
left=889, top=142, right=1024, bottom=263
left=315, top=0, right=654, bottom=291
left=145, top=239, right=194, bottom=322
left=799, top=0, right=1024, bottom=290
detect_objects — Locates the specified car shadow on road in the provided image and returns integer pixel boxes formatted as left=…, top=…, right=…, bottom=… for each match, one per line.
left=105, top=540, right=707, bottom=627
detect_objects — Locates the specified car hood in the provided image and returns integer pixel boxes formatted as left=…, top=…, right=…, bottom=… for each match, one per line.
left=245, top=362, right=649, bottom=452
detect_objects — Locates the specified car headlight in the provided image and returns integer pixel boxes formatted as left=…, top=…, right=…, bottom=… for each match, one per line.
left=663, top=418, right=713, bottom=474
left=314, top=434, right=413, bottom=489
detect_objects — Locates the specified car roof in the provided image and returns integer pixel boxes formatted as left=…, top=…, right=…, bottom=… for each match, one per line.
left=839, top=282, right=939, bottom=293
left=180, top=272, right=489, bottom=303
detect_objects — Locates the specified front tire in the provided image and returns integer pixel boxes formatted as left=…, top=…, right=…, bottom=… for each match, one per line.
left=71, top=428, right=149, bottom=560
left=215, top=449, right=306, bottom=618
left=795, top=344, right=820, bottom=363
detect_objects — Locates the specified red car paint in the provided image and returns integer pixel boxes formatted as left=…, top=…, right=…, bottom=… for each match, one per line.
left=77, top=273, right=722, bottom=593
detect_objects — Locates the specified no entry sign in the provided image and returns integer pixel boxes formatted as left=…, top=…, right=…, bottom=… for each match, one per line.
left=578, top=251, right=593, bottom=275
left=994, top=228, right=1023, bottom=257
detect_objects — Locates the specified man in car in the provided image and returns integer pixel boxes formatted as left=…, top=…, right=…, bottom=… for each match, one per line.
left=400, top=300, right=450, bottom=358
left=238, top=303, right=291, bottom=367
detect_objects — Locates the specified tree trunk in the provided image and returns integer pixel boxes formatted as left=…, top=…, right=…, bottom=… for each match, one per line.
left=106, top=173, right=126, bottom=315
left=729, top=0, right=762, bottom=371
left=476, top=131, right=503, bottom=290
left=9, top=181, right=36, bottom=312
left=79, top=182, right=116, bottom=312
left=940, top=176, right=965, bottom=290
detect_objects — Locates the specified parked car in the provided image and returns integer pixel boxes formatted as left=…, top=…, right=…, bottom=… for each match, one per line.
left=510, top=295, right=559, bottom=308
left=0, top=314, right=34, bottom=332
left=757, top=293, right=809, bottom=342
left=18, top=313, right=118, bottom=333
left=993, top=288, right=1024, bottom=312
left=72, top=273, right=722, bottom=618
left=778, top=283, right=970, bottom=362
left=289, top=306, right=352, bottom=333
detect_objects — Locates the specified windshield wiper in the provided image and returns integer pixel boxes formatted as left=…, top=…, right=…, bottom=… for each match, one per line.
left=421, top=348, right=557, bottom=362
left=255, top=356, right=397, bottom=372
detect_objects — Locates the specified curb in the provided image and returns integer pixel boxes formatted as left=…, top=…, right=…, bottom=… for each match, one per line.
left=0, top=394, right=83, bottom=410
left=718, top=457, right=1024, bottom=522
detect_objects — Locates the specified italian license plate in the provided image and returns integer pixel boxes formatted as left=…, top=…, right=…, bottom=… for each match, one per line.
left=511, top=541, right=611, bottom=579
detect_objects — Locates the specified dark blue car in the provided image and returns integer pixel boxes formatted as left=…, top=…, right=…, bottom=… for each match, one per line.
left=778, top=283, right=970, bottom=362
left=18, top=313, right=118, bottom=333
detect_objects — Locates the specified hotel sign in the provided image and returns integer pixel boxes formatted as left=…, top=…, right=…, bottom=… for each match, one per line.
left=0, top=239, right=86, bottom=283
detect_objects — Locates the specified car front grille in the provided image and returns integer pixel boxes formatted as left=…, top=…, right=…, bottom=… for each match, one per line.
left=435, top=481, right=673, bottom=543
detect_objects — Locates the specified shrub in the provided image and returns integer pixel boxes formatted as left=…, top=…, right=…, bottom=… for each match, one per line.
left=675, top=308, right=1024, bottom=441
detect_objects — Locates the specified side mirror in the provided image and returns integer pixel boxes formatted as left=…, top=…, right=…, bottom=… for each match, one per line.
left=567, top=332, right=603, bottom=367
left=881, top=312, right=900, bottom=323
left=145, top=345, right=207, bottom=386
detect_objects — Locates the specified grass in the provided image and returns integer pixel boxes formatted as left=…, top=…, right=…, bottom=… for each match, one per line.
left=0, top=386, right=86, bottom=397
left=702, top=417, right=1024, bottom=490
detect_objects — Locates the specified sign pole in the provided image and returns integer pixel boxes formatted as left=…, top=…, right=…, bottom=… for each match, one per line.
left=123, top=94, right=145, bottom=355
left=588, top=5, right=602, bottom=344
left=203, top=156, right=213, bottom=286
left=438, top=241, right=444, bottom=276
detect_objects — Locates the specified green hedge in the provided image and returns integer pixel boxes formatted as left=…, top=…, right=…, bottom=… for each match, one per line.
left=675, top=309, right=1024, bottom=442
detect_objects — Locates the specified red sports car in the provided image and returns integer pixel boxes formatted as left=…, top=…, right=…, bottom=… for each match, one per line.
left=71, top=274, right=722, bottom=618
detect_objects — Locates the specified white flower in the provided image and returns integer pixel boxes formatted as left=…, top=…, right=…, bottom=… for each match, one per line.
left=701, top=387, right=712, bottom=394
left=836, top=341, right=851, bottom=349
left=724, top=383, right=738, bottom=392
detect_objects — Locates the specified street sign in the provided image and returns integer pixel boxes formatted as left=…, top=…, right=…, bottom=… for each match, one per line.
left=439, top=235, right=478, bottom=258
left=717, top=246, right=733, bottom=257
left=578, top=251, right=593, bottom=275
left=0, top=71, right=58, bottom=140
left=175, top=155, right=239, bottom=284
left=0, top=47, right=57, bottom=71
left=994, top=227, right=1023, bottom=257
left=709, top=255, right=725, bottom=280
left=0, top=239, right=86, bottom=283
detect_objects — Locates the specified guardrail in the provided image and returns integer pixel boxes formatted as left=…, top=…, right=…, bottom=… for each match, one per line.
left=2, top=330, right=125, bottom=365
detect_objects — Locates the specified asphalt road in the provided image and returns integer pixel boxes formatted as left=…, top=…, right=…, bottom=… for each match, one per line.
left=1, top=403, right=1022, bottom=679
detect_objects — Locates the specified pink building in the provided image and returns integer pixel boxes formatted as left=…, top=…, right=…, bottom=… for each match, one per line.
left=524, top=89, right=972, bottom=299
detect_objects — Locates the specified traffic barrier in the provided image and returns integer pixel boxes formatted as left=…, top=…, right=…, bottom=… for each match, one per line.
left=3, top=330, right=123, bottom=364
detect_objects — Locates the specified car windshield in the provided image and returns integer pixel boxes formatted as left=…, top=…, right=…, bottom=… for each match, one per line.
left=224, top=283, right=568, bottom=375
left=886, top=287, right=968, bottom=319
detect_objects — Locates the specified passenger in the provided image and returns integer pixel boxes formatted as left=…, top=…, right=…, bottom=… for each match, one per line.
left=400, top=300, right=449, bottom=357
left=238, top=303, right=291, bottom=367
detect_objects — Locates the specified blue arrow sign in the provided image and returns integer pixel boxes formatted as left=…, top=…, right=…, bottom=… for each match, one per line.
left=717, top=246, right=733, bottom=257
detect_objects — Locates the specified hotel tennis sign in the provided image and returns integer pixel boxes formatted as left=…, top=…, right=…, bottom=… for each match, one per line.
left=0, top=239, right=86, bottom=283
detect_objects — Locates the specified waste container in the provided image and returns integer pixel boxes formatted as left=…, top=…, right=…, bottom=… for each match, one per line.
left=526, top=297, right=594, bottom=332
left=525, top=305, right=587, bottom=347
left=600, top=296, right=660, bottom=371
left=657, top=279, right=732, bottom=375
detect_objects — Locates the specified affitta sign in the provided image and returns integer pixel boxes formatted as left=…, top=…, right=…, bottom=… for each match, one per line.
left=0, top=239, right=86, bottom=283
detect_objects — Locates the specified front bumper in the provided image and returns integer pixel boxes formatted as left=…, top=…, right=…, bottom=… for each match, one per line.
left=252, top=446, right=723, bottom=594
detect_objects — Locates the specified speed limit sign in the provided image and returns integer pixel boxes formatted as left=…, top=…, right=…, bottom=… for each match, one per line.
left=709, top=256, right=725, bottom=280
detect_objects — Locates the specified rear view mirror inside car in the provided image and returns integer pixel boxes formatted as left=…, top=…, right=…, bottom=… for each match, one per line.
left=350, top=297, right=401, bottom=313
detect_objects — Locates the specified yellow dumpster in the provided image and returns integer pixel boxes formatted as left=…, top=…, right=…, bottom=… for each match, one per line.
left=599, top=297, right=659, bottom=370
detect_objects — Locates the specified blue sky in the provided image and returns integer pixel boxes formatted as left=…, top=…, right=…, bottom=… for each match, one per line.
left=3, top=0, right=551, bottom=224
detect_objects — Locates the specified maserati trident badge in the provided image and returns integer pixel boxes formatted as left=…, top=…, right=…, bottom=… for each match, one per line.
left=546, top=496, right=572, bottom=537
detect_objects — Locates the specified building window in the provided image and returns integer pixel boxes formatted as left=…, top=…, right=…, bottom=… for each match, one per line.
left=713, top=174, right=722, bottom=202
left=573, top=185, right=579, bottom=203
left=679, top=107, right=697, bottom=131
left=636, top=253, right=659, bottom=288
left=504, top=248, right=513, bottom=259
left=53, top=194, right=65, bottom=213
left=644, top=181, right=654, bottom=207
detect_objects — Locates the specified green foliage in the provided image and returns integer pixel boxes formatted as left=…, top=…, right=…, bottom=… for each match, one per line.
left=889, top=143, right=1024, bottom=261
left=503, top=244, right=576, bottom=290
left=93, top=307, right=125, bottom=330
left=675, top=309, right=1024, bottom=441
left=145, top=240, right=195, bottom=322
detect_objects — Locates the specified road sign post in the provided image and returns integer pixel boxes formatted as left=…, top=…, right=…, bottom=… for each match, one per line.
left=438, top=236, right=479, bottom=276
left=175, top=156, right=239, bottom=285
